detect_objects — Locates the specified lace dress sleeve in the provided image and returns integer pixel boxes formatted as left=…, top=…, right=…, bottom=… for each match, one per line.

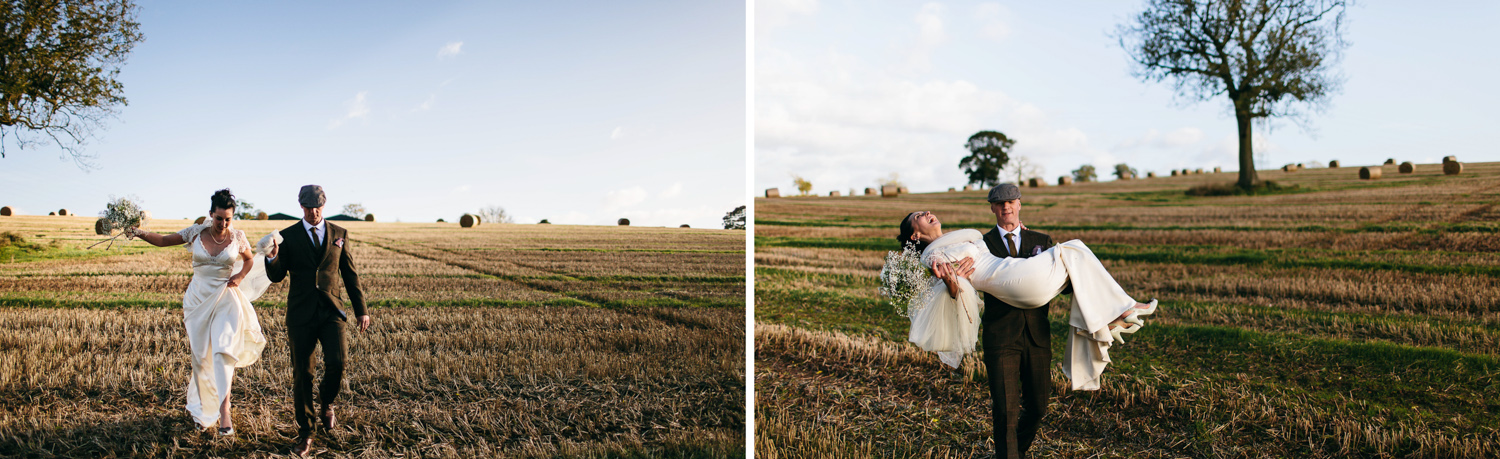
left=176, top=224, right=203, bottom=251
left=234, top=230, right=252, bottom=256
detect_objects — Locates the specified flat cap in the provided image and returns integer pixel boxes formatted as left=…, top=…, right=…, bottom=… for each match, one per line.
left=298, top=185, right=326, bottom=208
left=987, top=183, right=1022, bottom=202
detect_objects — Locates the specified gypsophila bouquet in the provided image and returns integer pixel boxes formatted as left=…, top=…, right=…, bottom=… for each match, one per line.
left=89, top=196, right=150, bottom=250
left=878, top=243, right=932, bottom=318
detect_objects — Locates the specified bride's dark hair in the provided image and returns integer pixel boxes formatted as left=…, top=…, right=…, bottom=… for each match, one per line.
left=210, top=189, right=238, bottom=213
left=896, top=212, right=930, bottom=254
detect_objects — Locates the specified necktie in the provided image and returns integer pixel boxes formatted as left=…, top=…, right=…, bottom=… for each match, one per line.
left=1006, top=233, right=1018, bottom=257
left=310, top=226, right=321, bottom=250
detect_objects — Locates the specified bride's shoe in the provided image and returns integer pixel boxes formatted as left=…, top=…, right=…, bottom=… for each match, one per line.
left=1131, top=299, right=1159, bottom=317
left=218, top=426, right=235, bottom=436
left=1109, top=322, right=1142, bottom=343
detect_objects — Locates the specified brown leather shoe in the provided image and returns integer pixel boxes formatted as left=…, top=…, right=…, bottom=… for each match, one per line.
left=320, top=405, right=336, bottom=430
left=290, top=436, right=313, bottom=457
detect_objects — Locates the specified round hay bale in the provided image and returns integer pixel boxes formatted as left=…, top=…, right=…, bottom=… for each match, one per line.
left=864, top=187, right=877, bottom=196
left=617, top=218, right=630, bottom=226
left=1170, top=170, right=1179, bottom=177
left=1058, top=176, right=1073, bottom=186
left=1213, top=167, right=1222, bottom=173
left=0, top=206, right=11, bottom=216
left=881, top=185, right=899, bottom=198
left=1360, top=166, right=1382, bottom=180
left=1328, top=160, right=1340, bottom=168
left=830, top=190, right=842, bottom=197
left=437, top=218, right=446, bottom=223
left=57, top=209, right=69, bottom=216
left=765, top=188, right=780, bottom=198
left=1146, top=172, right=1156, bottom=178
left=256, top=211, right=268, bottom=220
left=897, top=186, right=909, bottom=194
left=680, top=224, right=690, bottom=228
left=1443, top=155, right=1457, bottom=163
left=95, top=218, right=110, bottom=235
left=538, top=219, right=549, bottom=224
left=141, top=211, right=151, bottom=221
left=947, top=187, right=956, bottom=192
left=364, top=214, right=375, bottom=222
left=963, top=185, right=973, bottom=191
left=48, top=211, right=56, bottom=216
left=1193, top=168, right=1202, bottom=174
left=1399, top=161, right=1414, bottom=174
left=1282, top=164, right=1297, bottom=172
left=1384, top=158, right=1396, bottom=165
left=460, top=214, right=478, bottom=228
left=1027, top=178, right=1043, bottom=188
left=1444, top=161, right=1463, bottom=175
left=195, top=216, right=207, bottom=225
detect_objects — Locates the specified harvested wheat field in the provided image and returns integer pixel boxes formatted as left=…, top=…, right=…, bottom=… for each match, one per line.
left=755, top=162, right=1500, bottom=458
left=0, top=217, right=745, bottom=458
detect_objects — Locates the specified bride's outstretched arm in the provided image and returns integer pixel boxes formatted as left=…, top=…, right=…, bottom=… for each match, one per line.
left=126, top=227, right=185, bottom=247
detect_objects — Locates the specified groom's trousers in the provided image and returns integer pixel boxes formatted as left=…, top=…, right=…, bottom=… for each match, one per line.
left=983, top=321, right=1051, bottom=459
left=289, top=316, right=347, bottom=437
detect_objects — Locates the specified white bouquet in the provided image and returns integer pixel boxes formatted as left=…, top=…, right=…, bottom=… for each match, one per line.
left=878, top=244, right=931, bottom=318
left=89, top=196, right=151, bottom=250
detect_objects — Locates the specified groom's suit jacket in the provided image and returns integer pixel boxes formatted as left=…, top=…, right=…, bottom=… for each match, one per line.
left=265, top=221, right=367, bottom=328
left=980, top=227, right=1057, bottom=349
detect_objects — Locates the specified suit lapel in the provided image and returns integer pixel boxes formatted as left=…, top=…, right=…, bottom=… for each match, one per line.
left=983, top=228, right=1006, bottom=257
left=317, top=224, right=337, bottom=269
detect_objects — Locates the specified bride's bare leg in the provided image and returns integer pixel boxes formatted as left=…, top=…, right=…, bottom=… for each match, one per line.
left=218, top=395, right=232, bottom=428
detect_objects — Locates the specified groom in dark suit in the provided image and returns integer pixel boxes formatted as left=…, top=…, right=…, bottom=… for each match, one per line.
left=265, top=184, right=370, bottom=457
left=981, top=183, right=1060, bottom=459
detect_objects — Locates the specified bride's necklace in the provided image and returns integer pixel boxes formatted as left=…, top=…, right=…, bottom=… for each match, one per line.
left=210, top=228, right=230, bottom=245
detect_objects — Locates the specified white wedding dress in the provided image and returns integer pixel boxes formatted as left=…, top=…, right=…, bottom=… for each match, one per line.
left=908, top=229, right=1141, bottom=390
left=175, top=224, right=274, bottom=428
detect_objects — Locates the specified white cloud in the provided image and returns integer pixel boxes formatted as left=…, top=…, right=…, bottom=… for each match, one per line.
left=757, top=0, right=818, bottom=32
left=438, top=41, right=463, bottom=59
left=415, top=94, right=436, bottom=112
left=603, top=186, right=648, bottom=210
left=659, top=182, right=683, bottom=198
left=327, top=91, right=370, bottom=129
left=907, top=3, right=947, bottom=72
left=976, top=3, right=1012, bottom=41
left=611, top=126, right=624, bottom=140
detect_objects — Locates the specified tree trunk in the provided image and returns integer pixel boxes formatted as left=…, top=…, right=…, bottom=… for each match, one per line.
left=1235, top=106, right=1259, bottom=189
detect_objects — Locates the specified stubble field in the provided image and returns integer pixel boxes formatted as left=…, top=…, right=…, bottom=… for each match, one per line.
left=754, top=162, right=1500, bottom=458
left=0, top=217, right=746, bottom=458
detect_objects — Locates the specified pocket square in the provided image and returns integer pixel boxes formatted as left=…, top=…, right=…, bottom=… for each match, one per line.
left=335, top=237, right=345, bottom=248
left=1032, top=246, right=1043, bottom=256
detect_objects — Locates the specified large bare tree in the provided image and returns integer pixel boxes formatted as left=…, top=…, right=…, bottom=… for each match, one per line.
left=0, top=0, right=143, bottom=168
left=1118, top=0, right=1348, bottom=189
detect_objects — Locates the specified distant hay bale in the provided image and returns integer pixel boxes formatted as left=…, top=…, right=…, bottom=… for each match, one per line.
left=256, top=211, right=268, bottom=220
left=1328, top=160, right=1340, bottom=168
left=617, top=218, right=630, bottom=226
left=364, top=214, right=375, bottom=222
left=1443, top=155, right=1457, bottom=163
left=864, top=187, right=877, bottom=196
left=538, top=219, right=549, bottom=224
left=1399, top=162, right=1414, bottom=174
left=1360, top=166, right=1382, bottom=180
left=963, top=185, right=973, bottom=191
left=57, top=209, right=69, bottom=216
left=765, top=188, right=780, bottom=198
left=897, top=186, right=909, bottom=194
left=1282, top=164, right=1298, bottom=172
left=1213, top=167, right=1222, bottom=173
left=460, top=214, right=479, bottom=228
left=1027, top=178, right=1044, bottom=187
left=881, top=185, right=899, bottom=198
left=194, top=216, right=206, bottom=225
left=1384, top=158, right=1396, bottom=165
left=1170, top=170, right=1179, bottom=177
left=0, top=206, right=11, bottom=216
left=141, top=211, right=151, bottom=221
left=830, top=190, right=841, bottom=197
left=947, top=187, right=956, bottom=192
left=1444, top=161, right=1463, bottom=175
left=48, top=212, right=56, bottom=216
left=680, top=224, right=690, bottom=228
left=1181, top=169, right=1190, bottom=176
left=94, top=218, right=109, bottom=235
left=437, top=218, right=446, bottom=223
left=1058, top=176, right=1073, bottom=186
left=1192, top=168, right=1202, bottom=174
left=1146, top=172, right=1156, bottom=178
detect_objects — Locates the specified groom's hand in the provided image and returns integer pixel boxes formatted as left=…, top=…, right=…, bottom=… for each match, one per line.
left=268, top=238, right=279, bottom=259
left=953, top=257, right=975, bottom=279
left=357, top=315, right=370, bottom=332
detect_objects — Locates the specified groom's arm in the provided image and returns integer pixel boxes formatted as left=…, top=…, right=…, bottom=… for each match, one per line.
left=265, top=238, right=288, bottom=283
left=338, top=234, right=368, bottom=324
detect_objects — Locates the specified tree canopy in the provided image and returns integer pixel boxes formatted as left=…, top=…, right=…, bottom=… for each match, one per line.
left=723, top=205, right=745, bottom=230
left=0, top=0, right=144, bottom=168
left=959, top=130, right=1013, bottom=188
left=1118, top=0, right=1348, bottom=189
left=1072, top=164, right=1098, bottom=183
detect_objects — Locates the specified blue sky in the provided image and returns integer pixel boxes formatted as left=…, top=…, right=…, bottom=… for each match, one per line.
left=755, top=0, right=1499, bottom=194
left=1, top=1, right=745, bottom=228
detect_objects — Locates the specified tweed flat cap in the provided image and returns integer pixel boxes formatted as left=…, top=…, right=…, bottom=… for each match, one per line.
left=988, top=183, right=1022, bottom=202
left=298, top=185, right=326, bottom=208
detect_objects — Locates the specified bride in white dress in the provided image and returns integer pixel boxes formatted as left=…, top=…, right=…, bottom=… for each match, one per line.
left=895, top=210, right=1158, bottom=390
left=128, top=189, right=273, bottom=435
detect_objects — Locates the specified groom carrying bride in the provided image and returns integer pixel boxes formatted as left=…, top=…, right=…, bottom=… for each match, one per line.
left=265, top=185, right=372, bottom=457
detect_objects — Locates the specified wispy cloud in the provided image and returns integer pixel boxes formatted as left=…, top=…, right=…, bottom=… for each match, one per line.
left=611, top=126, right=624, bottom=140
left=327, top=91, right=371, bottom=129
left=976, top=3, right=1012, bottom=41
left=415, top=94, right=436, bottom=112
left=438, top=41, right=464, bottom=59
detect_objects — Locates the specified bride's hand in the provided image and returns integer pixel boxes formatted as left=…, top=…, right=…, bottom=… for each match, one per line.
left=953, top=257, right=975, bottom=279
left=227, top=273, right=244, bottom=288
